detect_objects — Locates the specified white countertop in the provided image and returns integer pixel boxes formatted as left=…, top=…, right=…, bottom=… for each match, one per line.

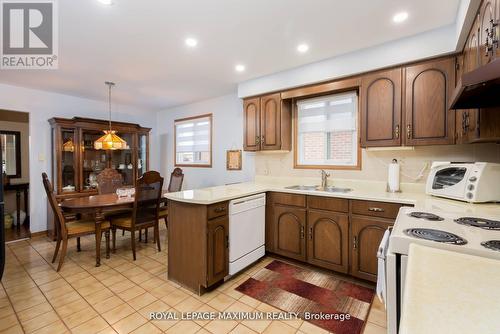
left=164, top=177, right=500, bottom=216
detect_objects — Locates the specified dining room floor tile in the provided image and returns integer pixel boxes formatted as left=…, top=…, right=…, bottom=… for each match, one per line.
left=0, top=225, right=387, bottom=333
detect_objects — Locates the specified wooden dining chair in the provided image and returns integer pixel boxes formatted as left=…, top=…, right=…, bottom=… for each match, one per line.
left=110, top=171, right=164, bottom=260
left=140, top=168, right=183, bottom=242
left=159, top=168, right=184, bottom=226
left=42, top=173, right=111, bottom=271
left=96, top=168, right=123, bottom=194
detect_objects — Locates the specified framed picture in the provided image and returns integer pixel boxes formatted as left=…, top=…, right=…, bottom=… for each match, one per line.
left=226, top=150, right=242, bottom=170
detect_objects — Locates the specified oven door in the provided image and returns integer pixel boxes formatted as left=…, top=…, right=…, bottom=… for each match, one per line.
left=426, top=166, right=470, bottom=199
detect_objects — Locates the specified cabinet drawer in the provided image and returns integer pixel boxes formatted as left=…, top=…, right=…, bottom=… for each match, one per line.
left=207, top=202, right=228, bottom=220
left=351, top=200, right=403, bottom=219
left=307, top=196, right=348, bottom=213
left=271, top=192, right=306, bottom=207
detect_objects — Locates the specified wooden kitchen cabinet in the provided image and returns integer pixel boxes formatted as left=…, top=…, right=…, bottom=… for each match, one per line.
left=243, top=94, right=291, bottom=151
left=207, top=216, right=229, bottom=286
left=307, top=209, right=349, bottom=273
left=404, top=57, right=456, bottom=146
left=168, top=200, right=229, bottom=294
left=360, top=68, right=402, bottom=147
left=273, top=205, right=307, bottom=261
left=351, top=216, right=393, bottom=282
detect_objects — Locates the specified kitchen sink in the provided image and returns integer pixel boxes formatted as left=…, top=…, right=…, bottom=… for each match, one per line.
left=285, top=185, right=352, bottom=193
left=285, top=185, right=319, bottom=190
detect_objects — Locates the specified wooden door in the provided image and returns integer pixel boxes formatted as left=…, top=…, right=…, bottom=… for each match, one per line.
left=243, top=97, right=261, bottom=151
left=404, top=57, right=455, bottom=146
left=360, top=68, right=402, bottom=147
left=351, top=216, right=392, bottom=282
left=273, top=205, right=306, bottom=261
left=207, top=216, right=229, bottom=286
left=260, top=93, right=282, bottom=150
left=307, top=210, right=349, bottom=273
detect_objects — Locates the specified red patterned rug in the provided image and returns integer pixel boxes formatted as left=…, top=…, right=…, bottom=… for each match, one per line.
left=235, top=260, right=374, bottom=334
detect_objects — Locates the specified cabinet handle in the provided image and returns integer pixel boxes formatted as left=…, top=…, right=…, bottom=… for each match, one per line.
left=300, top=225, right=305, bottom=239
left=353, top=236, right=357, bottom=250
left=406, top=124, right=411, bottom=139
left=214, top=207, right=226, bottom=213
left=309, top=227, right=313, bottom=240
left=261, top=135, right=265, bottom=144
left=368, top=207, right=385, bottom=212
left=255, top=136, right=260, bottom=144
left=395, top=125, right=400, bottom=139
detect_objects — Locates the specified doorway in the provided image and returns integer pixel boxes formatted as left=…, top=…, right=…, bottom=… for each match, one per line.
left=0, top=110, right=30, bottom=242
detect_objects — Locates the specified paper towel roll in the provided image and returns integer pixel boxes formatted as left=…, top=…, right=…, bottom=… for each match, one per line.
left=388, top=159, right=400, bottom=192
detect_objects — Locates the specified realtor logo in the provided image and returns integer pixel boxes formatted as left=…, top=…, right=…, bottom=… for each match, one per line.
left=1, top=0, right=58, bottom=69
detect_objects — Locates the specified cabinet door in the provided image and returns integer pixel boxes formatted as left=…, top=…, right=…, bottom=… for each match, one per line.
left=404, top=57, right=455, bottom=146
left=361, top=68, right=402, bottom=147
left=307, top=210, right=349, bottom=273
left=207, top=216, right=229, bottom=286
left=260, top=93, right=282, bottom=150
left=479, top=0, right=496, bottom=65
left=351, top=216, right=392, bottom=282
left=273, top=205, right=306, bottom=261
left=243, top=97, right=261, bottom=151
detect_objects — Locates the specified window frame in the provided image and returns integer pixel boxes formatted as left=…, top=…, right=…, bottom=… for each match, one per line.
left=174, top=113, right=213, bottom=168
left=293, top=91, right=362, bottom=170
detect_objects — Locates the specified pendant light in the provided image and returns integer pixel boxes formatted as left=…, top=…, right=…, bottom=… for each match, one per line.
left=94, top=81, right=128, bottom=150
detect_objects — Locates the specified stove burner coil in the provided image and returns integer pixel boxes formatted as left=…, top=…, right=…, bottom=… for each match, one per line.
left=404, top=228, right=467, bottom=245
left=408, top=212, right=444, bottom=221
left=454, top=217, right=500, bottom=230
left=481, top=240, right=500, bottom=252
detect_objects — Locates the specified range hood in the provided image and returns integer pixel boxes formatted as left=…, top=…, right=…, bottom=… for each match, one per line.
left=449, top=57, right=500, bottom=109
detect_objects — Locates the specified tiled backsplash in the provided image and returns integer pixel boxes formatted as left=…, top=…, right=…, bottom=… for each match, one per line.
left=255, top=144, right=500, bottom=183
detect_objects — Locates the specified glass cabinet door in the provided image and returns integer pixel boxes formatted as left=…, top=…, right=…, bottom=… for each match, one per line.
left=60, top=128, right=77, bottom=193
left=137, top=133, right=148, bottom=177
left=110, top=132, right=134, bottom=186
left=81, top=129, right=109, bottom=191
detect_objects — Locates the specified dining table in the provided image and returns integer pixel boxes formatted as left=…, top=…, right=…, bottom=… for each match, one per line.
left=60, top=193, right=167, bottom=267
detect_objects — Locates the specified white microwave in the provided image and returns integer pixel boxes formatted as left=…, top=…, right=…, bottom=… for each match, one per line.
left=425, top=162, right=500, bottom=203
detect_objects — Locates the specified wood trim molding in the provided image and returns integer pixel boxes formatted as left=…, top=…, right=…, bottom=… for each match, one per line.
left=174, top=113, right=213, bottom=168
left=281, top=77, right=361, bottom=99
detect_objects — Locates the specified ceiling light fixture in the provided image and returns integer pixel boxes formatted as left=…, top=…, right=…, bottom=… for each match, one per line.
left=94, top=82, right=128, bottom=150
left=297, top=44, right=309, bottom=53
left=235, top=64, right=246, bottom=72
left=98, top=0, right=113, bottom=5
left=185, top=38, right=198, bottom=47
left=393, top=11, right=408, bottom=23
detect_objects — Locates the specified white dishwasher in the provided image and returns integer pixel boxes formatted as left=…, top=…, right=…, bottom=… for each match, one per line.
left=229, top=193, right=266, bottom=275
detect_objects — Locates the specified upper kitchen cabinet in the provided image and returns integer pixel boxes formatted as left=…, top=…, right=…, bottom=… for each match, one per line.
left=404, top=57, right=456, bottom=146
left=360, top=68, right=402, bottom=147
left=479, top=0, right=499, bottom=65
left=243, top=93, right=291, bottom=151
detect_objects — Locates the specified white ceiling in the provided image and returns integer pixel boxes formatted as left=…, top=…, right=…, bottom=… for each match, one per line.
left=0, top=0, right=461, bottom=110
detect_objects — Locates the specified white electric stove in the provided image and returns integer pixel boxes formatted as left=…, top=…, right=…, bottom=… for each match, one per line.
left=384, top=206, right=500, bottom=334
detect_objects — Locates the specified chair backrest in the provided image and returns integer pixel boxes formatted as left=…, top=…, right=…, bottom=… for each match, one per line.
left=132, top=171, right=164, bottom=227
left=42, top=173, right=67, bottom=237
left=168, top=168, right=184, bottom=192
left=96, top=168, right=124, bottom=194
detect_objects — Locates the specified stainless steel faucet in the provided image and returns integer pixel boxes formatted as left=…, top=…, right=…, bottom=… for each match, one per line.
left=320, top=170, right=330, bottom=189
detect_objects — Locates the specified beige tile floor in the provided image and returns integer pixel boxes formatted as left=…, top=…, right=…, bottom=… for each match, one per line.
left=0, top=226, right=387, bottom=334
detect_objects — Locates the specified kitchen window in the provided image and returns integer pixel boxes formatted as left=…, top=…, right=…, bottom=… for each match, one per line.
left=295, top=91, right=360, bottom=169
left=174, top=114, right=212, bottom=167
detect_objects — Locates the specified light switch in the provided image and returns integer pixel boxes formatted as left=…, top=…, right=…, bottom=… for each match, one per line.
left=38, top=154, right=45, bottom=162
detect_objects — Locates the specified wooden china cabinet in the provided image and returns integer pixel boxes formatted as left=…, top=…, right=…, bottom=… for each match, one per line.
left=47, top=117, right=150, bottom=238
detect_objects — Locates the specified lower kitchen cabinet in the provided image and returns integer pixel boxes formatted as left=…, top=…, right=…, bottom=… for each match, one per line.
left=307, top=210, right=349, bottom=273
left=273, top=205, right=307, bottom=261
left=351, top=216, right=393, bottom=282
left=207, top=216, right=229, bottom=286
